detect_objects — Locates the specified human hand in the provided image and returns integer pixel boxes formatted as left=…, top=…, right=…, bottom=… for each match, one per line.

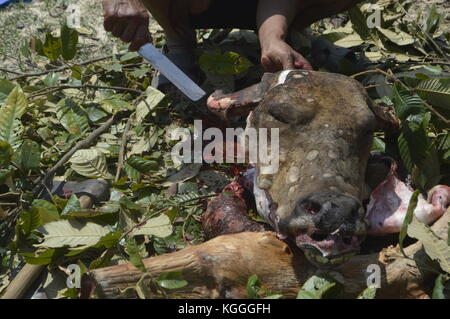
left=102, top=0, right=152, bottom=51
left=260, top=38, right=313, bottom=72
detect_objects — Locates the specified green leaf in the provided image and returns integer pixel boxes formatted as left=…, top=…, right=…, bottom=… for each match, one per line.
left=425, top=4, right=442, bottom=35
left=71, top=65, right=83, bottom=80
left=296, top=290, right=316, bottom=299
left=415, top=78, right=450, bottom=111
left=100, top=96, right=134, bottom=114
left=42, top=72, right=59, bottom=87
left=0, top=86, right=28, bottom=148
left=407, top=215, right=450, bottom=273
left=199, top=51, right=253, bottom=75
left=164, top=163, right=202, bottom=186
left=131, top=214, right=173, bottom=238
left=398, top=112, right=431, bottom=175
left=103, top=63, right=123, bottom=72
left=347, top=6, right=374, bottom=42
left=35, top=220, right=110, bottom=249
left=297, top=273, right=342, bottom=299
left=413, top=151, right=441, bottom=190
left=398, top=133, right=413, bottom=173
left=16, top=209, right=45, bottom=237
left=127, top=156, right=158, bottom=174
left=0, top=78, right=15, bottom=104
left=124, top=163, right=141, bottom=183
left=0, top=141, right=13, bottom=168
left=120, top=51, right=140, bottom=62
left=376, top=27, right=415, bottom=46
left=357, top=286, right=377, bottom=299
left=21, top=248, right=62, bottom=265
left=119, top=196, right=146, bottom=217
left=247, top=274, right=260, bottom=299
left=432, top=274, right=447, bottom=299
left=20, top=140, right=41, bottom=170
left=60, top=24, right=78, bottom=60
left=399, top=190, right=419, bottom=256
left=31, top=199, right=60, bottom=224
left=391, top=85, right=424, bottom=120
left=66, top=231, right=121, bottom=257
left=33, top=37, right=45, bottom=56
left=69, top=148, right=112, bottom=179
left=42, top=33, right=61, bottom=62
left=135, top=86, right=168, bottom=123
left=125, top=237, right=147, bottom=273
left=56, top=98, right=90, bottom=135
left=371, top=137, right=385, bottom=152
left=60, top=194, right=81, bottom=217
left=157, top=271, right=188, bottom=290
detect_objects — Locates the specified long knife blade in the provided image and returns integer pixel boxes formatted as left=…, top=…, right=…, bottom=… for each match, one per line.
left=138, top=43, right=206, bottom=101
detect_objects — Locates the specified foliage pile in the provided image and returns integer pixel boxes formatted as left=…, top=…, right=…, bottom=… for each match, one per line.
left=0, top=0, right=449, bottom=298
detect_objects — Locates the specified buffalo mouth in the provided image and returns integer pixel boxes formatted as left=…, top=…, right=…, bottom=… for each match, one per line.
left=295, top=232, right=365, bottom=266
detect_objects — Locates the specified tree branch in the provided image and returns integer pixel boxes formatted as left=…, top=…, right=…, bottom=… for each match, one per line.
left=10, top=56, right=112, bottom=81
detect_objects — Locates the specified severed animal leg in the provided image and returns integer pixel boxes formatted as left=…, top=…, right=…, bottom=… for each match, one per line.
left=366, top=156, right=450, bottom=236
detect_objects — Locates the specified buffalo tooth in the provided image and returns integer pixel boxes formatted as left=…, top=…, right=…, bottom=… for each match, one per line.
left=315, top=255, right=329, bottom=264
left=330, top=257, right=344, bottom=265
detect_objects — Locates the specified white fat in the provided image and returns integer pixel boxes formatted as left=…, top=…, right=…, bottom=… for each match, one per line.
left=276, top=70, right=293, bottom=86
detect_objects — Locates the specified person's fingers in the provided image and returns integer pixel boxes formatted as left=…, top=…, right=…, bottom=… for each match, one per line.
left=103, top=17, right=115, bottom=32
left=129, top=25, right=152, bottom=51
left=111, top=21, right=126, bottom=38
left=292, top=51, right=313, bottom=70
left=261, top=55, right=280, bottom=73
left=121, top=22, right=138, bottom=43
left=282, top=53, right=295, bottom=70
left=294, top=56, right=313, bottom=70
left=102, top=0, right=116, bottom=31
left=261, top=55, right=272, bottom=72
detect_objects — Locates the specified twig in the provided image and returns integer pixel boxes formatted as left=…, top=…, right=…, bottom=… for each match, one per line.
left=33, top=114, right=119, bottom=198
left=0, top=67, right=24, bottom=76
left=364, top=83, right=393, bottom=89
left=29, top=84, right=142, bottom=98
left=115, top=116, right=133, bottom=182
left=10, top=55, right=112, bottom=81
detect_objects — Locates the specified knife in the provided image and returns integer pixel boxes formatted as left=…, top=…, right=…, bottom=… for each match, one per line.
left=138, top=43, right=206, bottom=101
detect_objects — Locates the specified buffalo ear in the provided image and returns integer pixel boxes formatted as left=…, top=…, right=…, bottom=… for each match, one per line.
left=368, top=101, right=400, bottom=132
left=207, top=73, right=277, bottom=119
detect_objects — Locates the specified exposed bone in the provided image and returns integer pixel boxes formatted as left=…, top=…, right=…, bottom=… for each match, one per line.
left=86, top=210, right=449, bottom=299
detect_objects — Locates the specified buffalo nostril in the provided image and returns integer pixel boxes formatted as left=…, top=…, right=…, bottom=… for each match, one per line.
left=310, top=232, right=328, bottom=242
left=303, top=200, right=321, bottom=215
left=342, top=236, right=352, bottom=245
